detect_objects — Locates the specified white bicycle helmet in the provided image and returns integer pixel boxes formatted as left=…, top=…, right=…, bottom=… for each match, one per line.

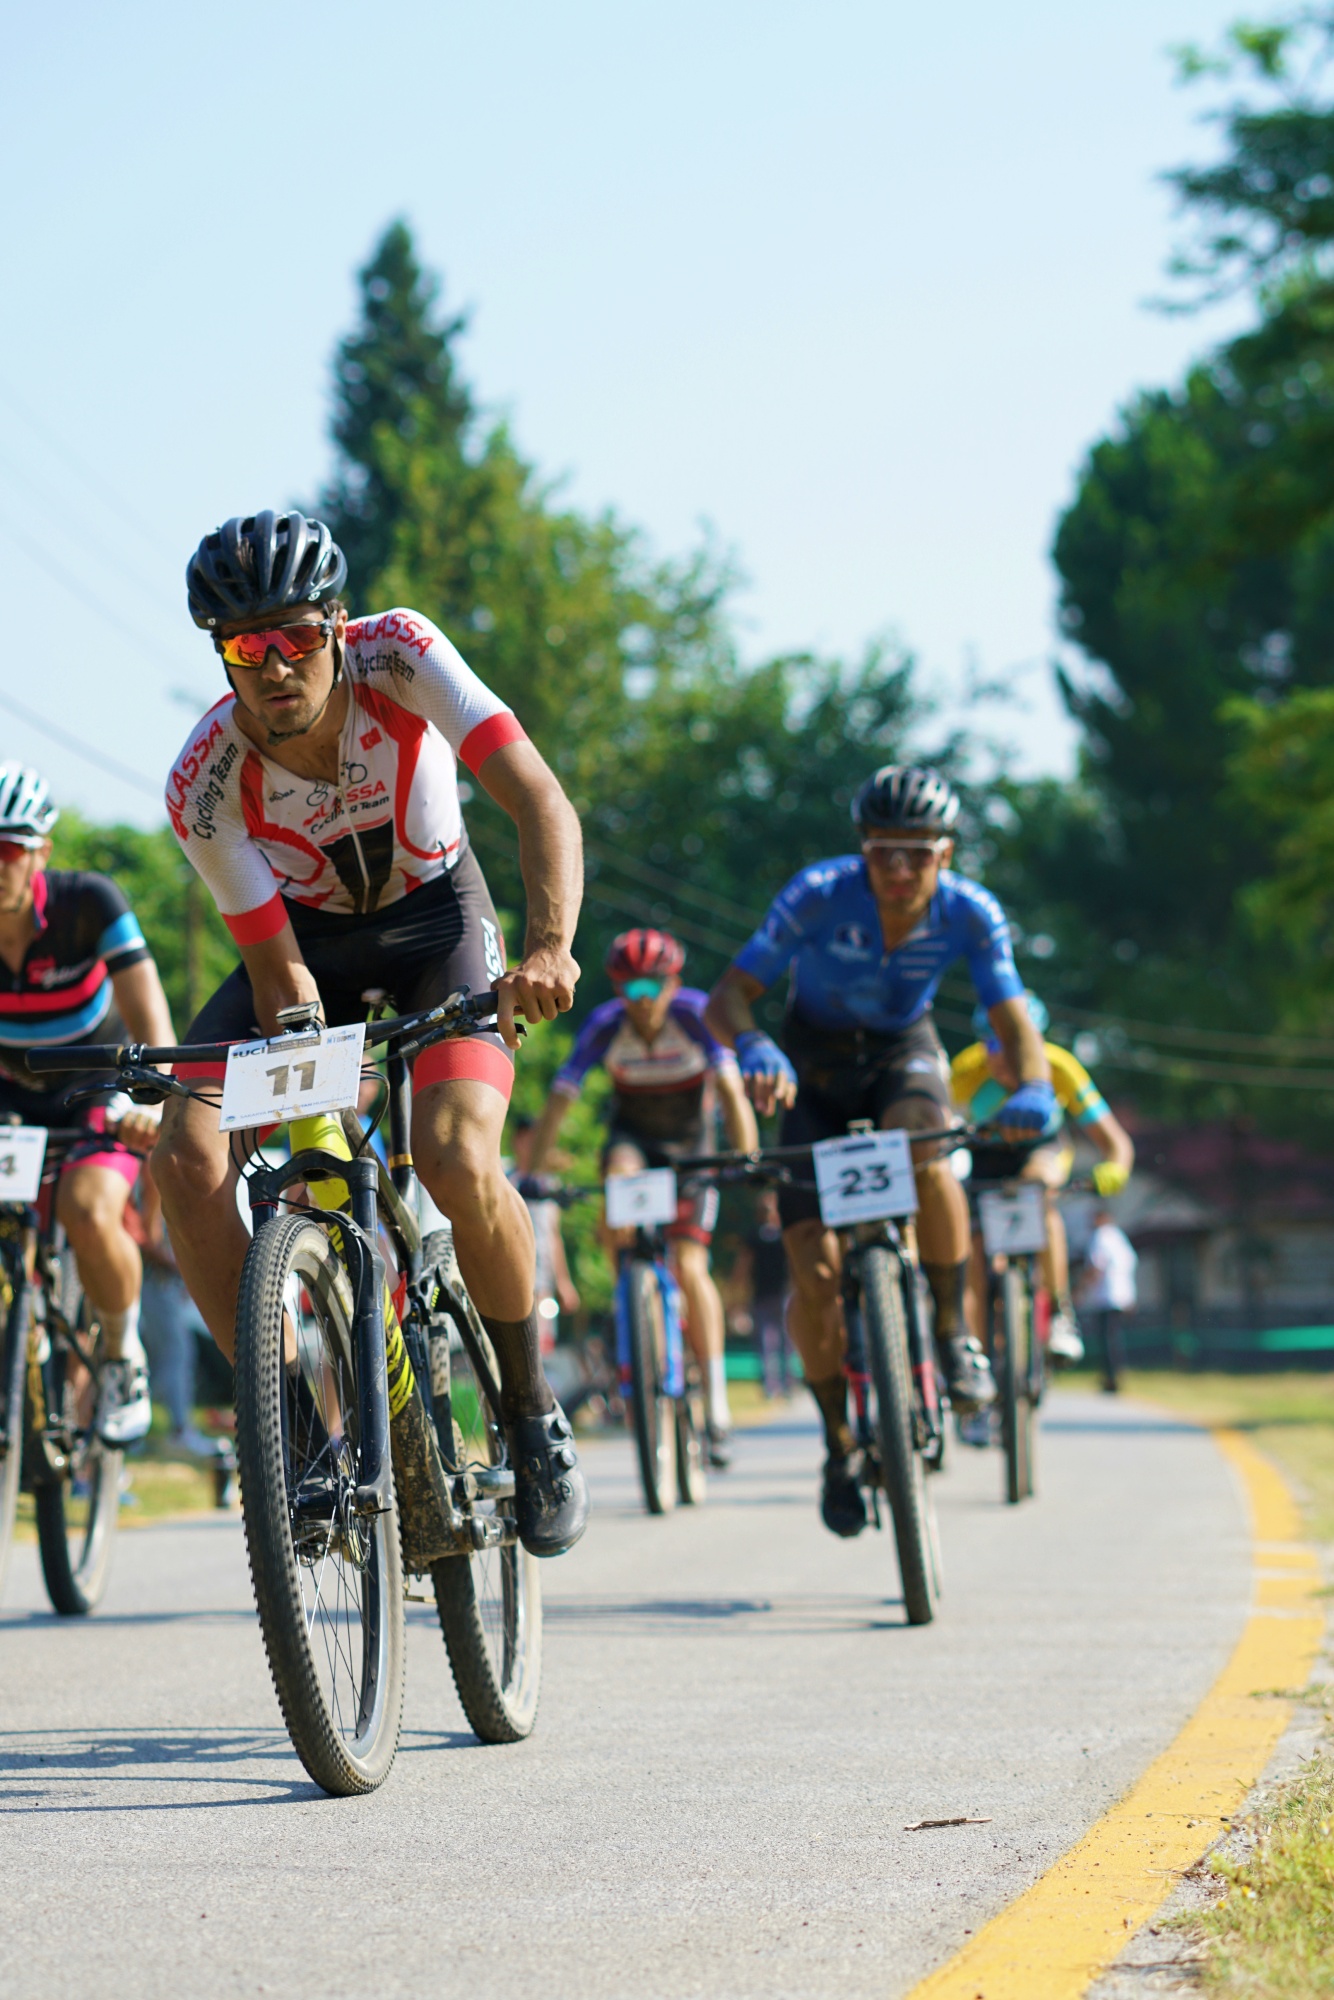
left=0, top=763, right=58, bottom=845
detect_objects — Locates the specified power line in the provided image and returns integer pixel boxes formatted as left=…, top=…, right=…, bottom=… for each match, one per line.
left=0, top=504, right=186, bottom=680
left=0, top=383, right=181, bottom=565
left=0, top=688, right=161, bottom=801
left=585, top=839, right=762, bottom=931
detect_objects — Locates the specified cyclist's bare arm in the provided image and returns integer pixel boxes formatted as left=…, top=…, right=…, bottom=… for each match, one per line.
left=984, top=995, right=1050, bottom=1086
left=704, top=966, right=794, bottom=1115
left=525, top=1090, right=572, bottom=1174
left=717, top=1063, right=760, bottom=1153
left=235, top=923, right=323, bottom=1036
left=1086, top=1107, right=1134, bottom=1175
left=108, top=959, right=176, bottom=1148
left=477, top=738, right=583, bottom=1050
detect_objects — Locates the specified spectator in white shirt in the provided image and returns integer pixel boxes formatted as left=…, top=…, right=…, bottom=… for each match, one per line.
left=1078, top=1208, right=1138, bottom=1393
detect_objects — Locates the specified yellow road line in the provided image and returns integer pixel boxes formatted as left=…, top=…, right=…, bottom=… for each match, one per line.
left=906, top=1426, right=1324, bottom=2000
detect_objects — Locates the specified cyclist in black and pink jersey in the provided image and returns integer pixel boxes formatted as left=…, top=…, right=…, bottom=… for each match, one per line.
left=152, top=511, right=588, bottom=1557
left=526, top=930, right=758, bottom=1465
left=0, top=764, right=175, bottom=1444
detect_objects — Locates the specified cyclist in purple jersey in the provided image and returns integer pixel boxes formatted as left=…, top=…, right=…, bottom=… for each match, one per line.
left=707, top=765, right=1053, bottom=1538
left=0, top=765, right=176, bottom=1445
left=528, top=930, right=757, bottom=1463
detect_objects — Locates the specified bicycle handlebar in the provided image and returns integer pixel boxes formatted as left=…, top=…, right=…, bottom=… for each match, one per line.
left=24, top=989, right=503, bottom=1077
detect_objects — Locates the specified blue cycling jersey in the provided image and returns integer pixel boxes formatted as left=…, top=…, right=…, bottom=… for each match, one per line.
left=733, top=858, right=1023, bottom=1035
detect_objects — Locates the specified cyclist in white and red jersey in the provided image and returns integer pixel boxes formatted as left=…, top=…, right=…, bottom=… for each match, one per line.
left=152, top=511, right=588, bottom=1557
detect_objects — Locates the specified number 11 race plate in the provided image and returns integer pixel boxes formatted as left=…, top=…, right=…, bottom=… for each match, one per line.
left=0, top=1126, right=49, bottom=1204
left=219, top=1023, right=367, bottom=1132
left=813, top=1129, right=917, bottom=1227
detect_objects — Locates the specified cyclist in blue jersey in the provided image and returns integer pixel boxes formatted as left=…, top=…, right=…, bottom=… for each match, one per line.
left=528, top=929, right=758, bottom=1464
left=706, top=765, right=1053, bottom=1537
left=0, top=765, right=176, bottom=1444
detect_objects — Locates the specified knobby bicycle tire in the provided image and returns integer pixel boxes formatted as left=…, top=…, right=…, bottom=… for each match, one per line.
left=235, top=1214, right=404, bottom=1796
left=626, top=1258, right=676, bottom=1515
left=420, top=1231, right=542, bottom=1744
left=0, top=1260, right=28, bottom=1604
left=998, top=1263, right=1036, bottom=1505
left=35, top=1274, right=121, bottom=1617
left=861, top=1244, right=941, bottom=1626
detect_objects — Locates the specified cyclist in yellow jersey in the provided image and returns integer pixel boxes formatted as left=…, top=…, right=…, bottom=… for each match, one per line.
left=950, top=993, right=1134, bottom=1366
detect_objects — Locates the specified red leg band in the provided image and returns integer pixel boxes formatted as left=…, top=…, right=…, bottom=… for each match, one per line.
left=412, top=1038, right=515, bottom=1102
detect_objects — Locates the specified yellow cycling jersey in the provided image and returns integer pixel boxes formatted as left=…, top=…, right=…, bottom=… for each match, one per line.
left=950, top=1039, right=1109, bottom=1130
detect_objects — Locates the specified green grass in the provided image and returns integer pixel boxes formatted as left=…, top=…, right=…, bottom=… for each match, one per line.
left=1058, top=1371, right=1334, bottom=1993
left=1192, top=1761, right=1334, bottom=1998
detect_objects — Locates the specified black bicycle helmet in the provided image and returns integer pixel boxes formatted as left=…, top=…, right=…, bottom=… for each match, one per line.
left=186, top=511, right=348, bottom=630
left=852, top=764, right=960, bottom=834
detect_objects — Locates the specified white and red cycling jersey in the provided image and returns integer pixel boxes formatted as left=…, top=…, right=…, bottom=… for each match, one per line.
left=164, top=608, right=525, bottom=943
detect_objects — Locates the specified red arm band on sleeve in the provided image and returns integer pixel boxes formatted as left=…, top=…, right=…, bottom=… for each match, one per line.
left=458, top=711, right=526, bottom=775
left=223, top=893, right=288, bottom=946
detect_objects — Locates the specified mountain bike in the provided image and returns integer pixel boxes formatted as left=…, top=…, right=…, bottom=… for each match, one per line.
left=604, top=1186, right=707, bottom=1517
left=616, top=1129, right=946, bottom=1623
left=31, top=988, right=541, bottom=1795
left=965, top=1141, right=1053, bottom=1506
left=0, top=1125, right=132, bottom=1614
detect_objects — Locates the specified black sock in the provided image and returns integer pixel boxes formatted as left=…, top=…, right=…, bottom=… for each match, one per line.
left=807, top=1371, right=854, bottom=1460
left=480, top=1311, right=555, bottom=1423
left=923, top=1259, right=969, bottom=1344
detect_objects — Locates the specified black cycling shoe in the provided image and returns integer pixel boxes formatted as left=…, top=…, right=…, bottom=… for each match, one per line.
left=820, top=1452, right=867, bottom=1538
left=507, top=1403, right=589, bottom=1558
left=706, top=1422, right=733, bottom=1470
left=942, top=1334, right=997, bottom=1414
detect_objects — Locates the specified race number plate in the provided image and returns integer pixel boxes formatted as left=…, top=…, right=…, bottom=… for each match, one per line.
left=978, top=1184, right=1046, bottom=1257
left=813, top=1129, right=917, bottom=1227
left=605, top=1168, right=678, bottom=1230
left=0, top=1126, right=49, bottom=1204
left=219, top=1023, right=367, bottom=1133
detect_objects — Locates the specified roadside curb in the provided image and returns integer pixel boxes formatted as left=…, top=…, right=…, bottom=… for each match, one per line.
left=904, top=1424, right=1324, bottom=2000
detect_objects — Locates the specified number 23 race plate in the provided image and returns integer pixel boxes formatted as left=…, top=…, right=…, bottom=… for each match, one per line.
left=220, top=1023, right=367, bottom=1133
left=813, top=1129, right=917, bottom=1227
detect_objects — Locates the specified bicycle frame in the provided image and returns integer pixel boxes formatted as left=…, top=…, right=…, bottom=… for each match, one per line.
left=613, top=1231, right=686, bottom=1401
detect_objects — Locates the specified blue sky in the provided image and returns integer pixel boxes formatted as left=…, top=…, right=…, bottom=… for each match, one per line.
left=2, top=0, right=1255, bottom=826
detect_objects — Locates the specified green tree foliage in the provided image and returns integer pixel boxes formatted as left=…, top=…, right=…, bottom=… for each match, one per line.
left=987, top=9, right=1334, bottom=1090
left=318, top=222, right=929, bottom=1019
left=48, top=811, right=234, bottom=1029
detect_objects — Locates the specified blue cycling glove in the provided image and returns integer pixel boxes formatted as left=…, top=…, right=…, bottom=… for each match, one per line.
left=995, top=1080, right=1058, bottom=1134
left=735, top=1030, right=797, bottom=1093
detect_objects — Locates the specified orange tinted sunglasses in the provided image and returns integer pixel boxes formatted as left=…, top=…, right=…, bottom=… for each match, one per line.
left=214, top=620, right=332, bottom=669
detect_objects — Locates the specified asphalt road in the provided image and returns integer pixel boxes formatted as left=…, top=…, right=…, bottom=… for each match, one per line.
left=0, top=1393, right=1251, bottom=2000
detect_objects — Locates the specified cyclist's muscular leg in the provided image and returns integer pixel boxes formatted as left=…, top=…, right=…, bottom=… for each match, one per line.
left=152, top=1094, right=250, bottom=1361
left=881, top=1092, right=993, bottom=1409
left=412, top=1077, right=551, bottom=1421
left=56, top=1166, right=140, bottom=1326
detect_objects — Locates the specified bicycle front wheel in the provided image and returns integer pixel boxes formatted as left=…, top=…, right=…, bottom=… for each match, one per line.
left=0, top=1261, right=30, bottom=1604
left=626, top=1259, right=676, bottom=1515
left=997, top=1264, right=1036, bottom=1505
left=862, top=1244, right=941, bottom=1626
left=35, top=1277, right=121, bottom=1617
left=235, top=1214, right=404, bottom=1796
left=675, top=1375, right=707, bottom=1507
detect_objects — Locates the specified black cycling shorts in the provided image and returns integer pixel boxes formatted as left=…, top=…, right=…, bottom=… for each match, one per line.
left=179, top=847, right=514, bottom=1100
left=775, top=1010, right=952, bottom=1230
